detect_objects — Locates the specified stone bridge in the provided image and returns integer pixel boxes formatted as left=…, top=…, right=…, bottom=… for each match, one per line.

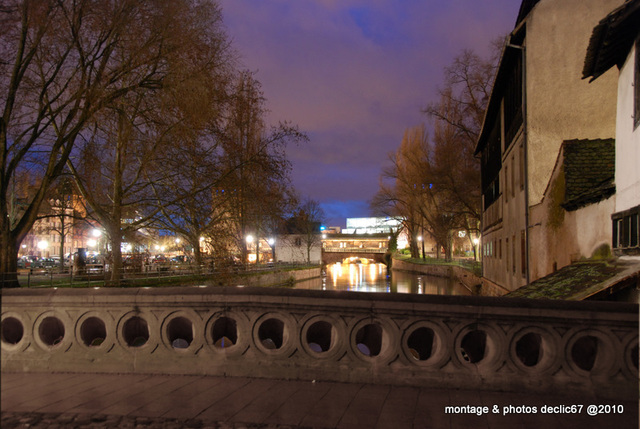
left=1, top=286, right=637, bottom=400
left=322, top=248, right=387, bottom=264
left=1, top=287, right=638, bottom=398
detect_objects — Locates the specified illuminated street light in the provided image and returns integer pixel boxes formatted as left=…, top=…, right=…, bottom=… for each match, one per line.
left=37, top=240, right=48, bottom=250
left=92, top=229, right=102, bottom=238
left=87, top=239, right=97, bottom=247
left=246, top=235, right=254, bottom=244
left=268, top=238, right=275, bottom=246
left=417, top=236, right=423, bottom=241
left=472, top=237, right=480, bottom=262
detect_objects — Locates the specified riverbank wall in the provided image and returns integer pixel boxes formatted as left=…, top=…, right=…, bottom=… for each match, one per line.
left=391, top=258, right=482, bottom=294
left=218, top=266, right=322, bottom=288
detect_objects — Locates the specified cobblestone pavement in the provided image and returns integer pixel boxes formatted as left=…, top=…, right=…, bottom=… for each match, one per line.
left=1, top=412, right=306, bottom=429
left=2, top=372, right=637, bottom=428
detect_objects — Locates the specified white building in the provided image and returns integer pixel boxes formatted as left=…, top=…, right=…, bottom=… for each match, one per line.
left=276, top=235, right=322, bottom=264
left=583, top=0, right=640, bottom=256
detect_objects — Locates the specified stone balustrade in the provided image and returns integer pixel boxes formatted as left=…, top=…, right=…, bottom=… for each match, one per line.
left=1, top=286, right=637, bottom=399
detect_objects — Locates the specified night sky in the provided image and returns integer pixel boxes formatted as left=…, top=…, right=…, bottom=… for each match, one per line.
left=219, top=1, right=521, bottom=227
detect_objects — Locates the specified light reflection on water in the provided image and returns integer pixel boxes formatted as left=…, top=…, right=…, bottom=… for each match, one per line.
left=294, top=263, right=471, bottom=296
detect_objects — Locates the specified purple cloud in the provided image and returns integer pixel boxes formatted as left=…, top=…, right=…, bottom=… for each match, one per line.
left=219, top=0, right=520, bottom=226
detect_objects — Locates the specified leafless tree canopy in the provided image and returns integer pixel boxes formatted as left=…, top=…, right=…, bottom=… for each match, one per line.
left=0, top=0, right=307, bottom=286
left=372, top=44, right=500, bottom=260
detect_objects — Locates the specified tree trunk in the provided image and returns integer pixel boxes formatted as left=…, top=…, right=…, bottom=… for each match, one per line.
left=192, top=239, right=202, bottom=273
left=108, top=227, right=123, bottom=286
left=0, top=230, right=20, bottom=287
left=59, top=216, right=65, bottom=272
left=410, top=238, right=420, bottom=259
left=445, top=230, right=454, bottom=262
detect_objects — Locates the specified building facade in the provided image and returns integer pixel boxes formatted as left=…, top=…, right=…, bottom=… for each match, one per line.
left=475, top=0, right=623, bottom=293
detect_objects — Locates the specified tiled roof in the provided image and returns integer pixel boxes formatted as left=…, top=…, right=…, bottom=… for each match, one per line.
left=561, top=139, right=615, bottom=211
left=583, top=0, right=640, bottom=82
left=505, top=259, right=640, bottom=300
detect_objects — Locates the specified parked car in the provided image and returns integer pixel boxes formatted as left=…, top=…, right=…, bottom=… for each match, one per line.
left=153, top=255, right=167, bottom=264
left=40, top=258, right=58, bottom=268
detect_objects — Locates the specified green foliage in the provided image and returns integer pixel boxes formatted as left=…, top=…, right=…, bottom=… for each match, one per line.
left=590, top=243, right=612, bottom=260
left=388, top=233, right=398, bottom=252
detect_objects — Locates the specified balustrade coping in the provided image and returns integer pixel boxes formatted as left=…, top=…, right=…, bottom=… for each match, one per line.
left=2, top=285, right=637, bottom=316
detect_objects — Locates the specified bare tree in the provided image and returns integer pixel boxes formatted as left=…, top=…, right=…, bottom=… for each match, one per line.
left=289, top=197, right=325, bottom=264
left=220, top=71, right=306, bottom=264
left=0, top=0, right=204, bottom=286
left=421, top=46, right=500, bottom=247
left=35, top=177, right=88, bottom=271
left=63, top=0, right=235, bottom=285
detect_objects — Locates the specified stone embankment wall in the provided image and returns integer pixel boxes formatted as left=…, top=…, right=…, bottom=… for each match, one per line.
left=230, top=267, right=321, bottom=288
left=2, top=286, right=637, bottom=400
left=392, top=258, right=482, bottom=294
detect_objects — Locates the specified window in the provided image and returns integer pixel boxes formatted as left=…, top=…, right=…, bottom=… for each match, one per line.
left=511, top=155, right=515, bottom=198
left=504, top=53, right=523, bottom=146
left=612, top=205, right=640, bottom=254
left=504, top=165, right=509, bottom=203
left=512, top=234, right=516, bottom=274
left=481, top=114, right=502, bottom=208
left=519, top=145, right=525, bottom=191
left=505, top=238, right=509, bottom=271
left=521, top=230, right=526, bottom=277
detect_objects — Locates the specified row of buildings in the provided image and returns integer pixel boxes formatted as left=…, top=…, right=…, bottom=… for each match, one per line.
left=475, top=0, right=639, bottom=294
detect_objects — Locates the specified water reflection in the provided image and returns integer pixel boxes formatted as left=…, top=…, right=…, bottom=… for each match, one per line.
left=295, top=263, right=471, bottom=296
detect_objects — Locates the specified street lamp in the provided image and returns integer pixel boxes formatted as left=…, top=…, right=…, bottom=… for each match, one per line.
left=37, top=240, right=48, bottom=257
left=417, top=236, right=425, bottom=260
left=245, top=235, right=255, bottom=263
left=267, top=238, right=276, bottom=263
left=472, top=237, right=480, bottom=262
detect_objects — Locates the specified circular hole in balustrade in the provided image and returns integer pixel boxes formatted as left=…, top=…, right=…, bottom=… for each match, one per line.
left=460, top=330, right=486, bottom=363
left=515, top=332, right=542, bottom=367
left=80, top=317, right=106, bottom=347
left=212, top=317, right=237, bottom=349
left=571, top=335, right=600, bottom=372
left=306, top=321, right=332, bottom=353
left=355, top=323, right=382, bottom=357
left=123, top=316, right=149, bottom=347
left=1, top=317, right=24, bottom=345
left=39, top=316, right=65, bottom=346
left=167, top=317, right=193, bottom=349
left=407, top=327, right=434, bottom=361
left=258, top=318, right=284, bottom=350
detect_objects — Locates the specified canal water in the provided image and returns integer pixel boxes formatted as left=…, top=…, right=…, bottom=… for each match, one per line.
left=294, top=262, right=471, bottom=296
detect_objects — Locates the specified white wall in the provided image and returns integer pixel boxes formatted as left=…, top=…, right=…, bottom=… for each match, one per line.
left=615, top=44, right=640, bottom=213
left=276, top=235, right=322, bottom=264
